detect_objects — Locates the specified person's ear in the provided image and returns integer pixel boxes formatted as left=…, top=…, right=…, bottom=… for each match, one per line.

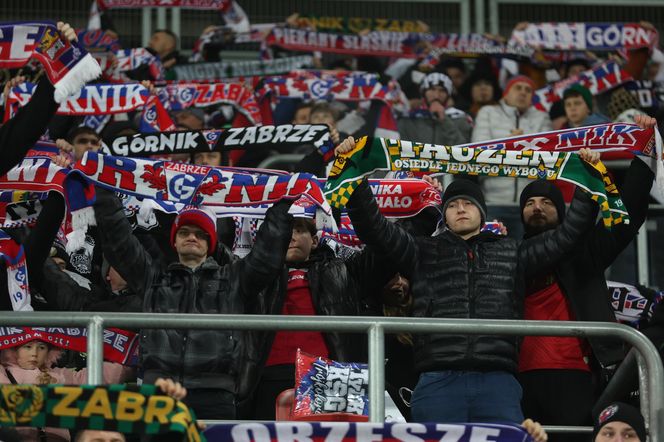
left=311, top=235, right=319, bottom=249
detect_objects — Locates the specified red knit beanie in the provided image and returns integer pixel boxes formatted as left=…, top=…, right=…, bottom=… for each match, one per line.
left=170, top=206, right=217, bottom=255
left=503, top=75, right=536, bottom=98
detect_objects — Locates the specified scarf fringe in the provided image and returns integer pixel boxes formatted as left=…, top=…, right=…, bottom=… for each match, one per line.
left=53, top=53, right=102, bottom=103
left=65, top=206, right=96, bottom=253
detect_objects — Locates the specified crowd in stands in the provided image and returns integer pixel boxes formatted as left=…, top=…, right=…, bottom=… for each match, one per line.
left=0, top=5, right=663, bottom=442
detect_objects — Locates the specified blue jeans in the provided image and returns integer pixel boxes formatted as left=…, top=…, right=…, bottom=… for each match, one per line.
left=411, top=370, right=524, bottom=423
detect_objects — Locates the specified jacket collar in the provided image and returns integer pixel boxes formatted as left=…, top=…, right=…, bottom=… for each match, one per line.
left=167, top=256, right=220, bottom=272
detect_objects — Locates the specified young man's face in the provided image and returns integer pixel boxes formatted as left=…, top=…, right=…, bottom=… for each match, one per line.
left=444, top=67, right=466, bottom=90
left=504, top=81, right=534, bottom=112
left=445, top=199, right=482, bottom=238
left=107, top=266, right=128, bottom=292
left=522, top=196, right=559, bottom=233
left=72, top=133, right=101, bottom=161
left=286, top=225, right=317, bottom=263
left=595, top=422, right=640, bottom=442
left=564, top=96, right=591, bottom=127
left=193, top=152, right=222, bottom=167
left=17, top=341, right=49, bottom=370
left=175, top=225, right=209, bottom=260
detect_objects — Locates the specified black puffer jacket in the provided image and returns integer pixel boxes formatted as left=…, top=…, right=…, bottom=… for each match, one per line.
left=94, top=189, right=293, bottom=391
left=347, top=180, right=596, bottom=374
left=237, top=243, right=396, bottom=401
left=540, top=158, right=655, bottom=367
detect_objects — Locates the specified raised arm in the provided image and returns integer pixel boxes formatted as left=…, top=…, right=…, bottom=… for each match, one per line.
left=93, top=188, right=154, bottom=297
left=346, top=179, right=418, bottom=279
left=232, top=200, right=293, bottom=296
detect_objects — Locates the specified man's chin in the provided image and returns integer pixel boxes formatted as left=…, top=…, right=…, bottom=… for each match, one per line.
left=525, top=221, right=557, bottom=236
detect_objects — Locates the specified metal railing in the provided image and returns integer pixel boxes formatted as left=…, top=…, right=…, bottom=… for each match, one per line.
left=0, top=312, right=662, bottom=440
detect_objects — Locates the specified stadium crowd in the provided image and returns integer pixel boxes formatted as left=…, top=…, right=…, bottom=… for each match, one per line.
left=0, top=4, right=663, bottom=442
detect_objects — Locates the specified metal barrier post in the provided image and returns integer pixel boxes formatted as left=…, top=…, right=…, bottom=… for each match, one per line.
left=141, top=8, right=152, bottom=47
left=86, top=316, right=104, bottom=385
left=637, top=352, right=651, bottom=425
left=475, top=0, right=485, bottom=34
left=172, top=8, right=181, bottom=51
left=368, top=324, right=385, bottom=423
left=637, top=223, right=650, bottom=286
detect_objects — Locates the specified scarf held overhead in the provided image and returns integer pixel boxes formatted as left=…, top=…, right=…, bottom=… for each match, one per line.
left=107, top=124, right=332, bottom=157
left=0, top=22, right=101, bottom=103
left=324, top=134, right=637, bottom=228
left=0, top=326, right=139, bottom=365
left=0, top=144, right=97, bottom=252
left=0, top=384, right=204, bottom=442
left=510, top=22, right=659, bottom=51
left=75, top=151, right=333, bottom=220
left=4, top=82, right=149, bottom=120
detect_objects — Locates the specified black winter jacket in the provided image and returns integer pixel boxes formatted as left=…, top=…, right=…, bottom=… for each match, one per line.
left=94, top=189, right=293, bottom=391
left=238, top=243, right=396, bottom=400
left=347, top=180, right=597, bottom=374
left=532, top=158, right=655, bottom=367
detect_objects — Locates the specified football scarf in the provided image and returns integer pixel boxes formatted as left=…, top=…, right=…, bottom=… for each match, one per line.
left=113, top=47, right=164, bottom=80
left=265, top=27, right=534, bottom=60
left=188, top=23, right=274, bottom=63
left=0, top=384, right=204, bottom=442
left=138, top=95, right=177, bottom=133
left=4, top=82, right=150, bottom=120
left=74, top=152, right=335, bottom=229
left=160, top=82, right=262, bottom=124
left=76, top=28, right=122, bottom=53
left=0, top=231, right=31, bottom=312
left=97, top=0, right=228, bottom=9
left=106, top=124, right=333, bottom=157
left=324, top=134, right=640, bottom=228
left=608, top=281, right=664, bottom=328
left=292, top=16, right=429, bottom=34
left=173, top=55, right=314, bottom=81
left=0, top=144, right=97, bottom=252
left=533, top=61, right=633, bottom=112
left=0, top=22, right=101, bottom=103
left=510, top=23, right=659, bottom=51
left=0, top=327, right=139, bottom=365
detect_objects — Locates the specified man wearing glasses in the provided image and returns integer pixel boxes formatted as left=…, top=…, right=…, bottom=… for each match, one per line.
left=94, top=192, right=294, bottom=420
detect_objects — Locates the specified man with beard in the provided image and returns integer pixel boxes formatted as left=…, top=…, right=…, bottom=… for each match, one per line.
left=517, top=116, right=657, bottom=441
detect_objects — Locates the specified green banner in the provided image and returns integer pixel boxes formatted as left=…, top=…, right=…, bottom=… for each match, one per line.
left=324, top=137, right=629, bottom=228
left=0, top=384, right=204, bottom=442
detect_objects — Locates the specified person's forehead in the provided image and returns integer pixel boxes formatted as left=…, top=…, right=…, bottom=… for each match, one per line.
left=513, top=82, right=532, bottom=89
left=526, top=196, right=552, bottom=203
left=74, top=134, right=100, bottom=142
left=602, top=422, right=636, bottom=432
left=179, top=224, right=205, bottom=232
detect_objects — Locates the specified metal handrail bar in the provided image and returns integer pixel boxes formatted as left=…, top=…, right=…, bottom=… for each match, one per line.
left=0, top=313, right=660, bottom=441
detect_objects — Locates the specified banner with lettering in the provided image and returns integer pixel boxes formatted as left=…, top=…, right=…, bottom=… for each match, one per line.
left=532, top=61, right=633, bottom=112
left=324, top=136, right=631, bottom=228
left=0, top=326, right=139, bottom=365
left=97, top=0, right=228, bottom=9
left=203, top=422, right=533, bottom=442
left=608, top=281, right=664, bottom=328
left=265, top=27, right=534, bottom=60
left=74, top=152, right=334, bottom=228
left=292, top=15, right=429, bottom=34
left=4, top=82, right=150, bottom=120
left=0, top=384, right=203, bottom=442
left=0, top=22, right=102, bottom=103
left=106, top=124, right=332, bottom=157
left=257, top=71, right=406, bottom=111
left=510, top=23, right=659, bottom=51
left=159, top=82, right=262, bottom=124
left=173, top=55, right=314, bottom=81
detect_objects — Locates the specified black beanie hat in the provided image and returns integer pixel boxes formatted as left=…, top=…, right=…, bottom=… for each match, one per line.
left=593, top=402, right=646, bottom=442
left=519, top=180, right=566, bottom=223
left=442, top=179, right=487, bottom=224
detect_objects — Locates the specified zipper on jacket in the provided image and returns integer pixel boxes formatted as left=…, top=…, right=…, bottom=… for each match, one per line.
left=466, top=246, right=476, bottom=362
left=178, top=269, right=195, bottom=384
